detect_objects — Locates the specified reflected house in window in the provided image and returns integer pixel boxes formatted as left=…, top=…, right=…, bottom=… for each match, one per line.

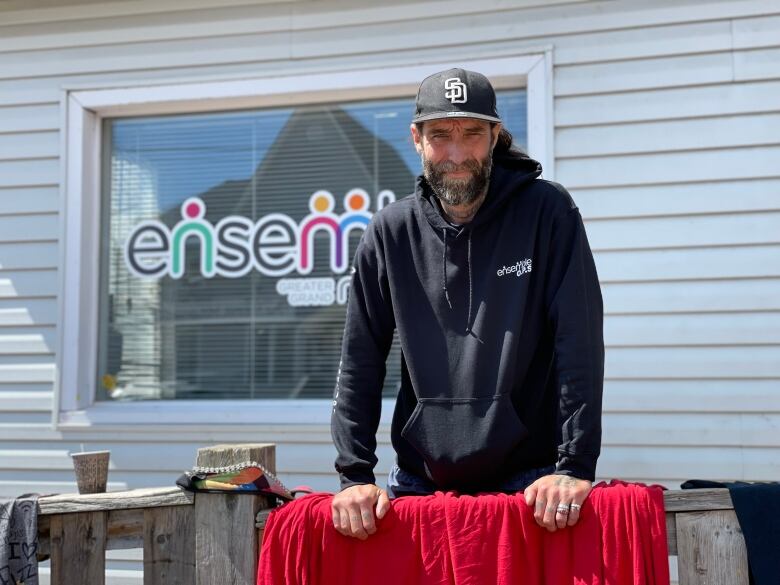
left=157, top=105, right=414, bottom=400
left=105, top=156, right=162, bottom=400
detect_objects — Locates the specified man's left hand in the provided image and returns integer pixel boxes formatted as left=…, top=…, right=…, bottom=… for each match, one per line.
left=523, top=474, right=592, bottom=532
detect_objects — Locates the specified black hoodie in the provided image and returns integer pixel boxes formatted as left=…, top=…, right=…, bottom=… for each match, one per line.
left=331, top=152, right=604, bottom=492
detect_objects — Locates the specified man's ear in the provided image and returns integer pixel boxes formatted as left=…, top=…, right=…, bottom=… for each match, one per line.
left=410, top=122, right=423, bottom=154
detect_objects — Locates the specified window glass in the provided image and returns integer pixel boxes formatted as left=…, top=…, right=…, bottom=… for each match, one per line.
left=98, top=90, right=528, bottom=400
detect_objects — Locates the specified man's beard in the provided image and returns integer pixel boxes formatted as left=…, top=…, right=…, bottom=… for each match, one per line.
left=422, top=153, right=493, bottom=207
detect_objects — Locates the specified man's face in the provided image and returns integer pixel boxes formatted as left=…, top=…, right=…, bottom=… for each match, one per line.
left=411, top=119, right=500, bottom=207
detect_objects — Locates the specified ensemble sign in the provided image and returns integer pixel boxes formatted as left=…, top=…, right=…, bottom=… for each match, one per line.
left=124, top=189, right=396, bottom=306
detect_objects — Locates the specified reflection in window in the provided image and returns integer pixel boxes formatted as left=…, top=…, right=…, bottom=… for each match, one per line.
left=98, top=91, right=528, bottom=400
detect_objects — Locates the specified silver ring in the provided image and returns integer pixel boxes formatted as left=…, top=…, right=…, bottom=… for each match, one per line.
left=556, top=504, right=570, bottom=514
left=570, top=503, right=581, bottom=511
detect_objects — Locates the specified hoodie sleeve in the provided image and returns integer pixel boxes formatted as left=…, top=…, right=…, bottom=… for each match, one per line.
left=331, top=220, right=396, bottom=490
left=545, top=197, right=604, bottom=483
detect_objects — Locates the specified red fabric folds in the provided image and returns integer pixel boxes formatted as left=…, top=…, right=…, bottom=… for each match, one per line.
left=257, top=480, right=670, bottom=585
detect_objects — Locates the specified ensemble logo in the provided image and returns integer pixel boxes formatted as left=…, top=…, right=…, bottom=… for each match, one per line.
left=124, top=188, right=395, bottom=306
left=444, top=77, right=467, bottom=104
left=497, top=259, right=532, bottom=278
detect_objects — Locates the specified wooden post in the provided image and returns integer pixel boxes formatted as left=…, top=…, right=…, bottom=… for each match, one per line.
left=194, top=444, right=275, bottom=585
left=676, top=509, right=749, bottom=585
left=143, top=506, right=195, bottom=584
left=50, top=511, right=107, bottom=585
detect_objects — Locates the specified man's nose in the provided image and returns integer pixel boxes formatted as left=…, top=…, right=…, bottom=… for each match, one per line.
left=446, top=142, right=468, bottom=165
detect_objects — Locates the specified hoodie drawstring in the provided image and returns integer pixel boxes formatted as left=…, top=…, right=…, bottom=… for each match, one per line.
left=442, top=228, right=453, bottom=309
left=442, top=228, right=475, bottom=335
left=466, top=230, right=473, bottom=334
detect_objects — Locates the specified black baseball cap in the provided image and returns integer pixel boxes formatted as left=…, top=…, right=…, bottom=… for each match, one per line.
left=413, top=68, right=501, bottom=124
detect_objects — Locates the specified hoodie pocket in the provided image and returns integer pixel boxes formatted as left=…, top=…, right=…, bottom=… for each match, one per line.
left=400, top=393, right=529, bottom=489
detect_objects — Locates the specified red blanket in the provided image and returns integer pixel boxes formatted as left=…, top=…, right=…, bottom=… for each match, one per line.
left=257, top=480, right=670, bottom=585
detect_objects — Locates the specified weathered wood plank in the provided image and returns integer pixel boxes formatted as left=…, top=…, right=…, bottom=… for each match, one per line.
left=49, top=511, right=107, bottom=585
left=676, top=510, right=749, bottom=585
left=194, top=444, right=275, bottom=585
left=39, top=486, right=193, bottom=515
left=195, top=492, right=267, bottom=585
left=39, top=507, right=146, bottom=555
left=196, top=442, right=276, bottom=473
left=255, top=508, right=272, bottom=529
left=144, top=505, right=195, bottom=585
left=666, top=513, right=677, bottom=556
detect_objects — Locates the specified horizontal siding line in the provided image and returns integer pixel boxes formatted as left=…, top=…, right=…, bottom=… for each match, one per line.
left=0, top=323, right=56, bottom=330
left=0, top=210, right=58, bottom=220
left=0, top=155, right=59, bottom=164
left=604, top=309, right=780, bottom=317
left=0, top=238, right=58, bottom=246
left=0, top=100, right=57, bottom=109
left=602, top=276, right=780, bottom=285
left=605, top=376, right=780, bottom=381
left=555, top=38, right=780, bottom=68
left=0, top=181, right=59, bottom=189
left=591, top=241, right=780, bottom=254
left=603, top=442, right=780, bottom=449
left=557, top=141, right=780, bottom=161
left=0, top=295, right=57, bottom=301
left=571, top=174, right=780, bottom=191
left=604, top=343, right=780, bottom=350
left=583, top=207, right=780, bottom=222
left=0, top=128, right=56, bottom=137
left=0, top=128, right=58, bottom=136
left=603, top=409, right=780, bottom=416
left=552, top=76, right=767, bottom=99
left=0, top=267, right=57, bottom=274
left=556, top=107, right=780, bottom=130
left=0, top=184, right=57, bottom=192
left=563, top=175, right=780, bottom=190
left=577, top=276, right=777, bottom=285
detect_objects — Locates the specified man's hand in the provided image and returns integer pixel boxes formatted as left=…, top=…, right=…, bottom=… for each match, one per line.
left=523, top=474, right=592, bottom=532
left=331, top=484, right=391, bottom=540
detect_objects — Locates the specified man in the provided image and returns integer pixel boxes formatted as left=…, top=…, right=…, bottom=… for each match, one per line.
left=330, top=68, right=604, bottom=540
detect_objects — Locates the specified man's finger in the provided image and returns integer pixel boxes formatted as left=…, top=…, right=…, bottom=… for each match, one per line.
left=331, top=509, right=341, bottom=531
left=566, top=500, right=584, bottom=527
left=524, top=482, right=538, bottom=506
left=338, top=507, right=350, bottom=536
left=360, top=501, right=377, bottom=535
left=348, top=505, right=368, bottom=540
left=376, top=489, right=391, bottom=520
left=555, top=502, right=570, bottom=529
left=542, top=496, right=559, bottom=531
left=534, top=497, right=546, bottom=524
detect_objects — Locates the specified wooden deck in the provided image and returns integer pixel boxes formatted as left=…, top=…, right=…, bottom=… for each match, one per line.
left=36, top=444, right=749, bottom=584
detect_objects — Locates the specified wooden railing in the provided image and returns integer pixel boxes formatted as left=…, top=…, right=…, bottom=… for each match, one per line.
left=37, top=444, right=749, bottom=584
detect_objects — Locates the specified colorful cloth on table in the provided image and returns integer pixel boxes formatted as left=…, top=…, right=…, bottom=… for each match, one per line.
left=176, top=461, right=294, bottom=502
left=257, top=480, right=670, bottom=585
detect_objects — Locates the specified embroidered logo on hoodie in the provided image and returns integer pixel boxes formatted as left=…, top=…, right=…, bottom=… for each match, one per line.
left=497, top=259, right=532, bottom=278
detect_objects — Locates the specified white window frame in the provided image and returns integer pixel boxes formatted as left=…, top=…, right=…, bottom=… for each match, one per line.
left=54, top=50, right=554, bottom=428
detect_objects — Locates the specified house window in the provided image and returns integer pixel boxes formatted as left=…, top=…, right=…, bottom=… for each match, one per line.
left=96, top=91, right=528, bottom=401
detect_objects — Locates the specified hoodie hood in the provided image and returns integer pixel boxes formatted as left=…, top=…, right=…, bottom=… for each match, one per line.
left=415, top=151, right=543, bottom=329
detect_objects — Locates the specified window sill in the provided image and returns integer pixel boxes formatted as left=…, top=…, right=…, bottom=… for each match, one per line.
left=56, top=398, right=397, bottom=428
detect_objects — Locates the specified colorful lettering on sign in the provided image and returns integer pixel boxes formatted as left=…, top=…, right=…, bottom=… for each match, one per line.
left=124, top=188, right=391, bottom=280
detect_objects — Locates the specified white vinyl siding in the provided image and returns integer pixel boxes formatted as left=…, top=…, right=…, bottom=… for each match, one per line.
left=0, top=1, right=779, bottom=582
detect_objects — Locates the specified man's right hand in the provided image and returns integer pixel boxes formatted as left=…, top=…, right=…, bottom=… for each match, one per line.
left=331, top=484, right=391, bottom=540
